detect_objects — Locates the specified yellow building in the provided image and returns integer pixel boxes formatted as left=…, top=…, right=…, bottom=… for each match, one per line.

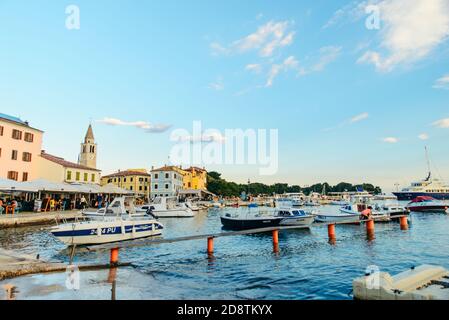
left=101, top=169, right=151, bottom=200
left=182, top=167, right=208, bottom=191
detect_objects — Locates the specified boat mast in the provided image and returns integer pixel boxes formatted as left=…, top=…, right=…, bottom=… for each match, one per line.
left=425, top=146, right=432, bottom=181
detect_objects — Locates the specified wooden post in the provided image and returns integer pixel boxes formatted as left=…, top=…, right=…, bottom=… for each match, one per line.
left=207, top=237, right=214, bottom=255
left=110, top=248, right=119, bottom=266
left=272, top=229, right=279, bottom=253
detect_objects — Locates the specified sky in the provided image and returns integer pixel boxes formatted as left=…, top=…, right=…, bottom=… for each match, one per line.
left=1, top=0, right=449, bottom=192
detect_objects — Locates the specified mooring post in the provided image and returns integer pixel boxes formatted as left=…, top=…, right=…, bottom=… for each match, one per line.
left=400, top=216, right=409, bottom=230
left=272, top=229, right=279, bottom=253
left=207, top=237, right=214, bottom=255
left=366, top=219, right=375, bottom=239
left=328, top=224, right=336, bottom=240
left=110, top=248, right=119, bottom=266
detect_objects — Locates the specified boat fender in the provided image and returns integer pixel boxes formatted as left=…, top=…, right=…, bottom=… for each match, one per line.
left=97, top=227, right=102, bottom=236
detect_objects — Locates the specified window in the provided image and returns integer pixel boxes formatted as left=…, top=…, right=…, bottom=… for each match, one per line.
left=22, top=172, right=28, bottom=182
left=91, top=174, right=95, bottom=182
left=139, top=186, right=143, bottom=191
left=7, top=171, right=19, bottom=181
left=188, top=182, right=191, bottom=188
left=154, top=184, right=158, bottom=190
left=0, top=148, right=2, bottom=157
left=130, top=186, right=133, bottom=190
left=22, top=152, right=32, bottom=162
left=165, top=184, right=169, bottom=189
left=130, top=178, right=134, bottom=182
left=76, top=172, right=80, bottom=181
left=0, top=126, right=3, bottom=136
left=108, top=179, right=112, bottom=183
left=165, top=173, right=169, bottom=179
left=154, top=174, right=159, bottom=179
left=174, top=174, right=177, bottom=179
left=24, top=132, right=34, bottom=142
left=12, top=129, right=22, bottom=140
left=67, top=171, right=72, bottom=180
left=84, top=173, right=88, bottom=182
left=124, top=178, right=127, bottom=183
left=11, top=150, right=18, bottom=160
left=139, top=178, right=144, bottom=182
left=144, top=186, right=148, bottom=191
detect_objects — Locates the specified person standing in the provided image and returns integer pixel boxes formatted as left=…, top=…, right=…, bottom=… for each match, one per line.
left=80, top=195, right=87, bottom=210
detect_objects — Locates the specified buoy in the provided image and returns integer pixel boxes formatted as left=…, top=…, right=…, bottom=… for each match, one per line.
left=207, top=237, right=214, bottom=255
left=272, top=229, right=279, bottom=253
left=110, top=248, right=119, bottom=266
left=400, top=216, right=408, bottom=230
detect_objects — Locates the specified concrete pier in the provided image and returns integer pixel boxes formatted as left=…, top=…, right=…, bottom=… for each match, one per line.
left=0, top=248, right=67, bottom=281
left=0, top=210, right=83, bottom=229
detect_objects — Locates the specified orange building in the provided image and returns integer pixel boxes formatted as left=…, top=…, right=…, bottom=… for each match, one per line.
left=0, top=113, right=44, bottom=181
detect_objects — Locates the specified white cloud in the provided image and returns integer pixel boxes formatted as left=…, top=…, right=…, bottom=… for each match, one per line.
left=323, top=0, right=375, bottom=29
left=209, top=77, right=224, bottom=91
left=266, top=56, right=299, bottom=87
left=418, top=133, right=429, bottom=140
left=358, top=0, right=449, bottom=72
left=298, top=46, right=342, bottom=76
left=350, top=112, right=370, bottom=123
left=97, top=118, right=171, bottom=133
left=433, top=74, right=449, bottom=89
left=383, top=137, right=399, bottom=143
left=323, top=112, right=369, bottom=131
left=211, top=20, right=295, bottom=57
left=245, top=64, right=262, bottom=74
left=433, top=118, right=449, bottom=128
left=173, top=132, right=226, bottom=144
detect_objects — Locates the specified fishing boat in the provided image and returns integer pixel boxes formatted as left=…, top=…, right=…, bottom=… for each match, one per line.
left=406, top=196, right=448, bottom=213
left=51, top=200, right=163, bottom=246
left=393, top=147, right=449, bottom=200
left=275, top=208, right=315, bottom=227
left=140, top=196, right=194, bottom=218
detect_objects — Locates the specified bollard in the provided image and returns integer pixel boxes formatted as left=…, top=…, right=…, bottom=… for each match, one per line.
left=400, top=216, right=408, bottom=230
left=207, top=237, right=214, bottom=255
left=110, top=248, right=119, bottom=266
left=328, top=224, right=336, bottom=240
left=272, top=229, right=279, bottom=253
left=366, top=219, right=375, bottom=240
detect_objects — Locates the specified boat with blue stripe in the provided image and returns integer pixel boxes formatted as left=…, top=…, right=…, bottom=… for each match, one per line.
left=50, top=197, right=164, bottom=246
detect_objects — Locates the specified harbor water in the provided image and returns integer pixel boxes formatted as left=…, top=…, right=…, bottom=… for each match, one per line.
left=1, top=202, right=449, bottom=300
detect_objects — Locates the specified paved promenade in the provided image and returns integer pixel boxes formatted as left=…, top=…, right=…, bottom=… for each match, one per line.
left=0, top=210, right=83, bottom=229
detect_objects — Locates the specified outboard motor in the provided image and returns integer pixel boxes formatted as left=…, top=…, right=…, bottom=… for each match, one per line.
left=146, top=206, right=156, bottom=219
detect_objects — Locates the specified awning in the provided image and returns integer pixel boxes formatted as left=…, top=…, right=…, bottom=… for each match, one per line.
left=0, top=178, right=38, bottom=192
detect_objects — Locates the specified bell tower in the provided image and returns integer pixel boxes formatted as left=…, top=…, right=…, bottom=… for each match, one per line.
left=78, top=124, right=97, bottom=169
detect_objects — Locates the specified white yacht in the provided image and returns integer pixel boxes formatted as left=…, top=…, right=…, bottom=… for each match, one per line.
left=140, top=196, right=194, bottom=218
left=82, top=197, right=148, bottom=219
left=393, top=147, right=449, bottom=200
left=284, top=193, right=306, bottom=207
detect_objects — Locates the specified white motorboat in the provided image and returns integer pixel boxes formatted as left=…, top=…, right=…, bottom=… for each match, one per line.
left=340, top=203, right=390, bottom=222
left=329, top=200, right=350, bottom=206
left=373, top=203, right=409, bottom=218
left=275, top=208, right=315, bottom=227
left=284, top=193, right=306, bottom=207
left=82, top=197, right=148, bottom=219
left=314, top=211, right=360, bottom=223
left=141, top=196, right=194, bottom=218
left=185, top=199, right=201, bottom=212
left=51, top=199, right=163, bottom=246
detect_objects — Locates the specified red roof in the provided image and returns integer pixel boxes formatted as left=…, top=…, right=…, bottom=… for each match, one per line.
left=40, top=151, right=101, bottom=172
left=184, top=166, right=207, bottom=173
left=102, top=170, right=151, bottom=178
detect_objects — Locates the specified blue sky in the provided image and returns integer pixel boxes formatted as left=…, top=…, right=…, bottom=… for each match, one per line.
left=1, top=0, right=449, bottom=191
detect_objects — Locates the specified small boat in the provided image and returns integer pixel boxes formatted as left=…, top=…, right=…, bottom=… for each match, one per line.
left=314, top=211, right=360, bottom=223
left=185, top=199, right=201, bottom=212
left=353, top=265, right=449, bottom=300
left=220, top=209, right=281, bottom=230
left=275, top=208, right=315, bottom=227
left=304, top=200, right=321, bottom=207
left=140, top=196, right=194, bottom=218
left=340, top=203, right=390, bottom=222
left=329, top=200, right=350, bottom=206
left=51, top=200, right=163, bottom=246
left=373, top=203, right=409, bottom=218
left=284, top=193, right=306, bottom=207
left=406, top=196, right=448, bottom=213
left=83, top=197, right=148, bottom=219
